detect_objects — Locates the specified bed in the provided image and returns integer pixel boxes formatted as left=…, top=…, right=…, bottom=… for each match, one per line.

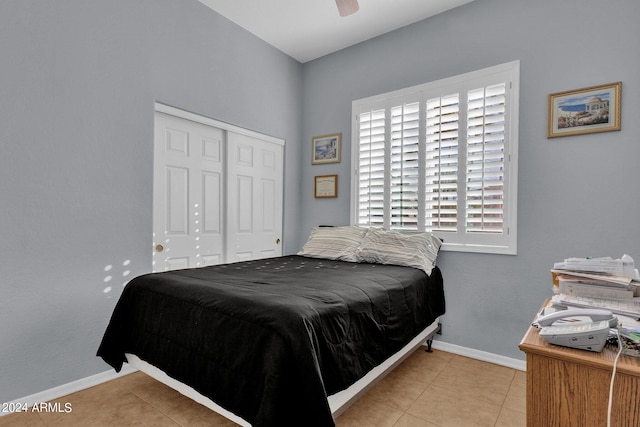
left=97, top=226, right=445, bottom=427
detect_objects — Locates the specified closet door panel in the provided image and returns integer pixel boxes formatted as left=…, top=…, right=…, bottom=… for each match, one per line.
left=226, top=132, right=283, bottom=262
left=153, top=112, right=225, bottom=270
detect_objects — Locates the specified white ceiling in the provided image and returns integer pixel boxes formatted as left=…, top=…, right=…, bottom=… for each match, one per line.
left=198, top=0, right=475, bottom=63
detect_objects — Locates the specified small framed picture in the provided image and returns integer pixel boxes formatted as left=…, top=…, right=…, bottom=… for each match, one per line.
left=548, top=82, right=621, bottom=138
left=314, top=175, right=338, bottom=198
left=311, top=133, right=341, bottom=164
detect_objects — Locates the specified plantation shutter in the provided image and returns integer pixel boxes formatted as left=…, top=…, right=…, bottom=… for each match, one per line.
left=357, top=108, right=386, bottom=227
left=465, top=83, right=506, bottom=234
left=390, top=102, right=420, bottom=230
left=425, top=93, right=460, bottom=232
left=351, top=61, right=518, bottom=254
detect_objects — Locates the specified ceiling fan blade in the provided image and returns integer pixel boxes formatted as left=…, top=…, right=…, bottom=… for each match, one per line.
left=335, top=0, right=359, bottom=16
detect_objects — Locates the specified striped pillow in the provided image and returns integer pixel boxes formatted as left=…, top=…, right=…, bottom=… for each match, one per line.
left=298, top=226, right=367, bottom=262
left=356, top=228, right=442, bottom=275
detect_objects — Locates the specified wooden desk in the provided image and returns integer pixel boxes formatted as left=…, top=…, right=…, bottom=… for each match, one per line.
left=519, top=300, right=640, bottom=427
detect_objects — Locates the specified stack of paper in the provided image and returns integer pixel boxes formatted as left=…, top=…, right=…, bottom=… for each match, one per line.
left=551, top=256, right=640, bottom=319
left=564, top=257, right=625, bottom=275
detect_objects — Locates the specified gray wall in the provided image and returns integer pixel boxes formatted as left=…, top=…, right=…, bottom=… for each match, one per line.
left=300, top=0, right=640, bottom=360
left=0, top=0, right=302, bottom=403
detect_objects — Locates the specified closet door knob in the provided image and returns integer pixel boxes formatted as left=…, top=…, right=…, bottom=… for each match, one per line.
left=155, top=244, right=164, bottom=253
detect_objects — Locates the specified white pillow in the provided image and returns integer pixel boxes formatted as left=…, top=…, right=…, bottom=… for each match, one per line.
left=298, top=226, right=367, bottom=262
left=356, top=228, right=442, bottom=275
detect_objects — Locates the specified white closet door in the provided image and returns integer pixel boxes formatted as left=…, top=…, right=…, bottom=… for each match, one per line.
left=153, top=112, right=224, bottom=271
left=226, top=132, right=283, bottom=262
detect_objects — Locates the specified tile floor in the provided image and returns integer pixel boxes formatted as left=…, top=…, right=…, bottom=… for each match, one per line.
left=0, top=349, right=525, bottom=427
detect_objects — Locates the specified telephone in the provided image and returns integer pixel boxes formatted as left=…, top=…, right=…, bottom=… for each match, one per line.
left=537, top=308, right=617, bottom=353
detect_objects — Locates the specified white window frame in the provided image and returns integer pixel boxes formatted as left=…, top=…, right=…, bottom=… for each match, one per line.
left=350, top=61, right=519, bottom=255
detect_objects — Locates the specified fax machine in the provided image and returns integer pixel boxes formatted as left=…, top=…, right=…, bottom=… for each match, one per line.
left=536, top=308, right=617, bottom=352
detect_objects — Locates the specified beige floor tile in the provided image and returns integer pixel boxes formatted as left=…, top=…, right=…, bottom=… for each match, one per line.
left=110, top=371, right=158, bottom=390
left=391, top=349, right=453, bottom=385
left=0, top=411, right=47, bottom=427
left=102, top=371, right=241, bottom=426
left=503, top=371, right=526, bottom=413
left=335, top=398, right=404, bottom=427
left=407, top=384, right=501, bottom=427
left=364, top=370, right=429, bottom=412
left=495, top=406, right=526, bottom=427
left=431, top=355, right=515, bottom=407
left=35, top=382, right=179, bottom=427
left=105, top=372, right=239, bottom=426
left=129, top=374, right=240, bottom=426
left=512, top=370, right=526, bottom=385
left=446, top=355, right=516, bottom=381
left=392, top=413, right=440, bottom=427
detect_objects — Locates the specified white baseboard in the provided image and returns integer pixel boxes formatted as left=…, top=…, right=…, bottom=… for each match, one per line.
left=1, top=341, right=524, bottom=417
left=431, top=340, right=527, bottom=371
left=1, top=365, right=137, bottom=417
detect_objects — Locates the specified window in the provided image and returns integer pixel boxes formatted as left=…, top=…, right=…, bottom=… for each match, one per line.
left=351, top=61, right=519, bottom=254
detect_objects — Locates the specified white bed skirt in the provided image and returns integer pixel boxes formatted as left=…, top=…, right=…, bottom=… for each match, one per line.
left=125, top=316, right=440, bottom=426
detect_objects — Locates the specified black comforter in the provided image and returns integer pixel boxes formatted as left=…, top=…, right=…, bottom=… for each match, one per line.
left=97, top=256, right=444, bottom=427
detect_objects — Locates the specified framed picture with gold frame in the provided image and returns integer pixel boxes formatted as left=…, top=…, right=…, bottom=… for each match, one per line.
left=314, top=175, right=337, bottom=198
left=311, top=133, right=341, bottom=164
left=548, top=82, right=621, bottom=138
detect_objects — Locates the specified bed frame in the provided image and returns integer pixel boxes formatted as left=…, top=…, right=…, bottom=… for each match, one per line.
left=125, top=318, right=441, bottom=426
